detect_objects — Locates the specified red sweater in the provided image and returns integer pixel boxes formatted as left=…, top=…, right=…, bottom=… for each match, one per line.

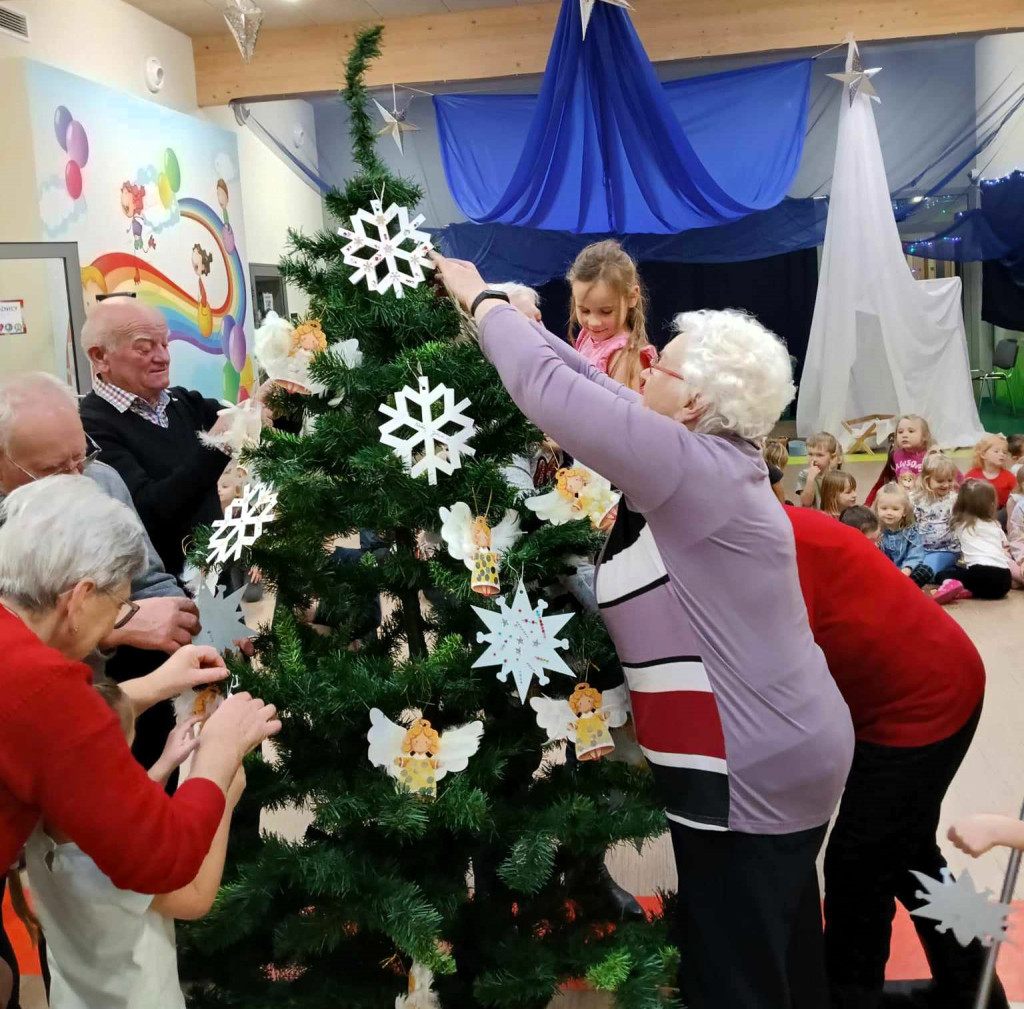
left=786, top=508, right=984, bottom=747
left=0, top=608, right=224, bottom=893
left=964, top=467, right=1016, bottom=510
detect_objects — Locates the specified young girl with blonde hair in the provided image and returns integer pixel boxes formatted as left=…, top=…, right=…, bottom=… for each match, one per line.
left=873, top=483, right=928, bottom=583
left=567, top=240, right=657, bottom=391
left=820, top=470, right=857, bottom=519
left=911, top=452, right=962, bottom=582
left=964, top=433, right=1015, bottom=511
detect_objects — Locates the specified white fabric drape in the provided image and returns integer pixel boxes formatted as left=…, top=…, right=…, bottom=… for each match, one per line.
left=796, top=43, right=984, bottom=449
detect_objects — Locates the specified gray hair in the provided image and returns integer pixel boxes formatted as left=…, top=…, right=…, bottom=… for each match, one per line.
left=491, top=281, right=540, bottom=308
left=0, top=372, right=78, bottom=453
left=671, top=309, right=795, bottom=440
left=81, top=298, right=167, bottom=354
left=0, top=475, right=146, bottom=610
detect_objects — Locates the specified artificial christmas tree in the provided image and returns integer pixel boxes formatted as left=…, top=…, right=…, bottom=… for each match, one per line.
left=180, top=27, right=676, bottom=1009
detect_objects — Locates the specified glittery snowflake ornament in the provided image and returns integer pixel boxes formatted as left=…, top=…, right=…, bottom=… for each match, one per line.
left=472, top=580, right=574, bottom=703
left=206, top=481, right=278, bottom=567
left=910, top=868, right=1013, bottom=947
left=338, top=199, right=434, bottom=299
left=379, top=375, right=476, bottom=485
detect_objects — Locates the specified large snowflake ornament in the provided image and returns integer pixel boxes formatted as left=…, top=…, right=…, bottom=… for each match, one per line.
left=206, top=481, right=278, bottom=567
left=338, top=199, right=434, bottom=299
left=472, top=580, right=574, bottom=703
left=910, top=868, right=1013, bottom=948
left=379, top=375, right=476, bottom=485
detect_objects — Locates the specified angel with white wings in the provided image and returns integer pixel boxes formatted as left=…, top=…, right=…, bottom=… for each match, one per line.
left=530, top=683, right=629, bottom=761
left=525, top=465, right=619, bottom=532
left=438, top=501, right=522, bottom=597
left=367, top=708, right=484, bottom=800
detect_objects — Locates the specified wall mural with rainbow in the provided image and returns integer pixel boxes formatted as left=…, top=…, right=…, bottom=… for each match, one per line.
left=26, top=62, right=254, bottom=401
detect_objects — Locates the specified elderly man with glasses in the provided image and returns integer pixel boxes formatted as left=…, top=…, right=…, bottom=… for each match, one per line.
left=0, top=371, right=202, bottom=788
left=79, top=298, right=236, bottom=579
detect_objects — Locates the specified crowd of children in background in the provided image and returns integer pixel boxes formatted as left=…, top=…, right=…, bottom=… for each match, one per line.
left=770, top=419, right=1024, bottom=604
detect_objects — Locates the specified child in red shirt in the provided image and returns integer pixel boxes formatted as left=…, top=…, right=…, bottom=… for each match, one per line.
left=965, top=433, right=1016, bottom=510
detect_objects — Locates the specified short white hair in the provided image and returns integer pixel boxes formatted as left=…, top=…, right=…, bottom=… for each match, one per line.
left=81, top=298, right=167, bottom=354
left=491, top=281, right=540, bottom=307
left=0, top=475, right=146, bottom=610
left=671, top=309, right=795, bottom=440
left=0, top=372, right=78, bottom=452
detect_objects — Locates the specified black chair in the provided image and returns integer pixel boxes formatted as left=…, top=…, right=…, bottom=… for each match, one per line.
left=972, top=339, right=1019, bottom=415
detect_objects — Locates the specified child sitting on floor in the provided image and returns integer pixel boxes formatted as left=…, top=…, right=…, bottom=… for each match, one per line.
left=964, top=433, right=1015, bottom=512
left=1008, top=433, right=1024, bottom=477
left=763, top=440, right=790, bottom=505
left=797, top=432, right=843, bottom=509
left=26, top=682, right=244, bottom=1009
left=820, top=470, right=857, bottom=519
left=874, top=483, right=929, bottom=584
left=891, top=414, right=933, bottom=493
left=839, top=505, right=882, bottom=545
left=933, top=479, right=1022, bottom=601
left=911, top=452, right=962, bottom=583
left=1008, top=470, right=1024, bottom=569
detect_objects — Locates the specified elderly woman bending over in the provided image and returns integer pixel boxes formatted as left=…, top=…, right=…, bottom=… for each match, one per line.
left=434, top=256, right=854, bottom=1009
left=0, top=475, right=280, bottom=894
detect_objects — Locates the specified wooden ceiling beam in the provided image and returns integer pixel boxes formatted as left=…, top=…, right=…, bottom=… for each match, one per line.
left=193, top=0, right=1024, bottom=106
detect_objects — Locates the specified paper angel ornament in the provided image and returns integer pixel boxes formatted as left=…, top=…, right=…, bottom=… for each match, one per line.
left=367, top=708, right=483, bottom=800
left=396, top=962, right=439, bottom=1009
left=199, top=397, right=263, bottom=457
left=438, top=501, right=522, bottom=596
left=531, top=683, right=629, bottom=761
left=526, top=465, right=619, bottom=531
left=173, top=683, right=224, bottom=726
left=253, top=311, right=337, bottom=396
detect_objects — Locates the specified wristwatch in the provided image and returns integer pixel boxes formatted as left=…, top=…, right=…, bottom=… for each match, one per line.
left=470, top=289, right=511, bottom=316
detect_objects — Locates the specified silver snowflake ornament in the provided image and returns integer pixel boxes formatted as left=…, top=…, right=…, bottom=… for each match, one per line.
left=338, top=199, right=434, bottom=299
left=472, top=580, right=574, bottom=703
left=206, top=481, right=278, bottom=567
left=194, top=583, right=257, bottom=656
left=379, top=375, right=476, bottom=485
left=910, top=868, right=1013, bottom=948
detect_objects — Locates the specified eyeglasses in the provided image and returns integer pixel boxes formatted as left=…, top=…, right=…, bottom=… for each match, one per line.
left=7, top=432, right=102, bottom=482
left=107, top=592, right=140, bottom=630
left=646, top=362, right=688, bottom=383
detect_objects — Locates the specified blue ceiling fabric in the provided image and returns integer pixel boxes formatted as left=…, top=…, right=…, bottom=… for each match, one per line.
left=433, top=0, right=811, bottom=234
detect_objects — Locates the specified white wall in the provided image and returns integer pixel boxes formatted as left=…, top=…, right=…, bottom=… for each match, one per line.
left=0, top=0, right=197, bottom=111
left=0, top=0, right=324, bottom=321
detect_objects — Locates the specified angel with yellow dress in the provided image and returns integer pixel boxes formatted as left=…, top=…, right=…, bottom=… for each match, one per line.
left=367, top=708, right=484, bottom=800
left=438, top=501, right=522, bottom=596
left=530, top=683, right=630, bottom=761
left=524, top=465, right=619, bottom=531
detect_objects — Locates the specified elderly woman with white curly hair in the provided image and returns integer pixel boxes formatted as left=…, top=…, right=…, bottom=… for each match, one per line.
left=434, top=254, right=854, bottom=1009
left=0, top=475, right=280, bottom=902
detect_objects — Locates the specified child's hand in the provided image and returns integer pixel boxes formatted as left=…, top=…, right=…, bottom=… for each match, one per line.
left=948, top=814, right=1010, bottom=857
left=156, top=716, right=202, bottom=776
left=807, top=462, right=821, bottom=480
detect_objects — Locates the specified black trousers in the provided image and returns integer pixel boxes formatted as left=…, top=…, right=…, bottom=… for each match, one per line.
left=824, top=704, right=1007, bottom=1009
left=937, top=565, right=1012, bottom=600
left=669, top=820, right=829, bottom=1009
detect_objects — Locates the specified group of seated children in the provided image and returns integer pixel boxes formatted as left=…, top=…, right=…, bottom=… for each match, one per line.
left=768, top=418, right=1024, bottom=604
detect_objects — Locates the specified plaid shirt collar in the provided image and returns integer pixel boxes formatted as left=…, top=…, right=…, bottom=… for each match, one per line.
left=94, top=377, right=171, bottom=429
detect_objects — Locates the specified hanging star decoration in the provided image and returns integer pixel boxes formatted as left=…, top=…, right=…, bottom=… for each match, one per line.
left=827, top=43, right=881, bottom=106
left=909, top=868, right=1014, bottom=948
left=194, top=584, right=257, bottom=656
left=580, top=0, right=634, bottom=40
left=472, top=580, right=575, bottom=703
left=373, top=98, right=420, bottom=155
left=223, top=0, right=264, bottom=64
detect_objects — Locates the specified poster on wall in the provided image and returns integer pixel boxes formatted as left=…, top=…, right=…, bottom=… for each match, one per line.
left=25, top=63, right=253, bottom=402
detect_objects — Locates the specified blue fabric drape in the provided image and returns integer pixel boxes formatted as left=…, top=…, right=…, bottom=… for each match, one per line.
left=433, top=0, right=810, bottom=234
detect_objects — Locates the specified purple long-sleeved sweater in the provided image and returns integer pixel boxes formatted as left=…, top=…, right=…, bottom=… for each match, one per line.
left=479, top=304, right=854, bottom=834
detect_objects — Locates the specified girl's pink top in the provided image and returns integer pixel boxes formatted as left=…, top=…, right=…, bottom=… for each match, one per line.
left=574, top=330, right=658, bottom=382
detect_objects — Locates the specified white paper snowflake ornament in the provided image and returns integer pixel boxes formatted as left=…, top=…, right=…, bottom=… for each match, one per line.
left=379, top=376, right=476, bottom=485
left=472, top=580, right=575, bottom=703
left=206, top=481, right=278, bottom=567
left=910, top=868, right=1013, bottom=948
left=194, top=584, right=257, bottom=655
left=338, top=199, right=434, bottom=299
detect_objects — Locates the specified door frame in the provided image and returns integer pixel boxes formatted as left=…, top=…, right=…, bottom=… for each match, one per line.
left=250, top=263, right=289, bottom=321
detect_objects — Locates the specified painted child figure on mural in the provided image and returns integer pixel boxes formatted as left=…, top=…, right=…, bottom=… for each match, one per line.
left=120, top=181, right=150, bottom=284
left=216, top=178, right=236, bottom=255
left=192, top=244, right=214, bottom=338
